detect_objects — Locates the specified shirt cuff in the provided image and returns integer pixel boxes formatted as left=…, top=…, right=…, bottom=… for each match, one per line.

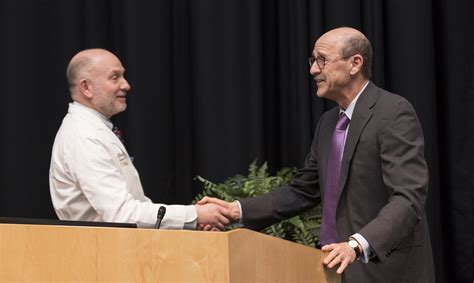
left=183, top=205, right=198, bottom=230
left=235, top=200, right=243, bottom=223
left=351, top=233, right=372, bottom=263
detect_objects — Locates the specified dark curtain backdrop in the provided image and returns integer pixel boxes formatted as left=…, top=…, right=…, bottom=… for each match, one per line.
left=0, top=0, right=472, bottom=281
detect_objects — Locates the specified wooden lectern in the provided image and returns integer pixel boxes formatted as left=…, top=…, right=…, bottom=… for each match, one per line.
left=0, top=223, right=339, bottom=282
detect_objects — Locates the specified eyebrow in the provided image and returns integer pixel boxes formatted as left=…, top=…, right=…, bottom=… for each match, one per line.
left=108, top=68, right=125, bottom=76
left=311, top=50, right=322, bottom=57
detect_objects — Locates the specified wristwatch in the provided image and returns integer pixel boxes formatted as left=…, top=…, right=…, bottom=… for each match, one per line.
left=348, top=239, right=361, bottom=257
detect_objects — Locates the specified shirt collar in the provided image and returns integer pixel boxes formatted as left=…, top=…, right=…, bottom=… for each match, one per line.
left=69, top=101, right=114, bottom=129
left=339, top=80, right=370, bottom=119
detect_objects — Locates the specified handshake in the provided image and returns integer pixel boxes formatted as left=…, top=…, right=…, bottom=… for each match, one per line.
left=194, top=197, right=241, bottom=231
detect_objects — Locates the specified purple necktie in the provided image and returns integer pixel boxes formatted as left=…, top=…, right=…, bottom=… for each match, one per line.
left=112, top=125, right=125, bottom=144
left=320, top=113, right=350, bottom=246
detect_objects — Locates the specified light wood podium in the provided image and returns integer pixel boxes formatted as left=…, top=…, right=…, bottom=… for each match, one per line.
left=0, top=223, right=339, bottom=282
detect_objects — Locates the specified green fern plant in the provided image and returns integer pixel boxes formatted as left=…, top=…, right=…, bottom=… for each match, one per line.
left=194, top=161, right=322, bottom=248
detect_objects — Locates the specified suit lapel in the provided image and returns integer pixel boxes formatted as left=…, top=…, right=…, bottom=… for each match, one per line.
left=337, top=82, right=378, bottom=199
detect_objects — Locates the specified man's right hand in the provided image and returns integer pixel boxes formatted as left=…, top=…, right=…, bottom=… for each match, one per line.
left=195, top=202, right=233, bottom=230
left=198, top=196, right=241, bottom=222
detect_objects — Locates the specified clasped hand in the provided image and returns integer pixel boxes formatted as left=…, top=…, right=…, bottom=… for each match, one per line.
left=195, top=197, right=241, bottom=231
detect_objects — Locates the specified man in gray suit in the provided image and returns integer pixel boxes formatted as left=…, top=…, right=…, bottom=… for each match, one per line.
left=199, top=27, right=435, bottom=282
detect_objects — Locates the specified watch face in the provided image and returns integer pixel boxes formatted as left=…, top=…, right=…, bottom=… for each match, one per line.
left=349, top=240, right=360, bottom=255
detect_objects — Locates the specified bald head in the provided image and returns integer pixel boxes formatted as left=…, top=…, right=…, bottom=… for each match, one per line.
left=66, top=49, right=119, bottom=96
left=319, top=27, right=372, bottom=78
left=64, top=49, right=130, bottom=118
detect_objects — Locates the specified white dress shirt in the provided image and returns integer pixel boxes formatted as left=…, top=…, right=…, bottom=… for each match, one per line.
left=49, top=102, right=197, bottom=229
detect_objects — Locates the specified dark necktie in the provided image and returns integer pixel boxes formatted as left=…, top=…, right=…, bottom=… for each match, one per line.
left=319, top=113, right=350, bottom=246
left=112, top=125, right=134, bottom=162
left=112, top=125, right=125, bottom=144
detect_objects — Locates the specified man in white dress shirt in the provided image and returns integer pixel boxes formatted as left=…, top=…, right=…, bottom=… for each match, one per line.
left=50, top=48, right=231, bottom=229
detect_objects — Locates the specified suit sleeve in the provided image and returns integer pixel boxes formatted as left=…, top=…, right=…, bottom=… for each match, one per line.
left=240, top=114, right=325, bottom=230
left=358, top=98, right=429, bottom=262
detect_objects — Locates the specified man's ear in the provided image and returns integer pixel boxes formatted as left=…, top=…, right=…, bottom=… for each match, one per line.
left=79, top=79, right=93, bottom=98
left=349, top=54, right=363, bottom=75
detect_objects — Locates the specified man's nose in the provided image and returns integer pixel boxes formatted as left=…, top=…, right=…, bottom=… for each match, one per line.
left=309, top=62, right=321, bottom=76
left=121, top=79, right=131, bottom=91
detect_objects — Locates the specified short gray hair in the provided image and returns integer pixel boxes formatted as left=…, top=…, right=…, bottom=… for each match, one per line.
left=341, top=34, right=373, bottom=78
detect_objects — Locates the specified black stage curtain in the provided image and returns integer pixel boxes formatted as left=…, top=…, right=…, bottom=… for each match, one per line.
left=0, top=1, right=472, bottom=281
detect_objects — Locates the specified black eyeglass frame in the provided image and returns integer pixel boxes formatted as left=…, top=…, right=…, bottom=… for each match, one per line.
left=308, top=54, right=356, bottom=69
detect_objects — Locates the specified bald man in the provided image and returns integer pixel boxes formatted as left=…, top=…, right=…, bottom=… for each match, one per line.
left=50, top=49, right=231, bottom=229
left=200, top=28, right=435, bottom=282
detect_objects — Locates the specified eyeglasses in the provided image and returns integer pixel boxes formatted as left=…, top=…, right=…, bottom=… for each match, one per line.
left=308, top=54, right=354, bottom=69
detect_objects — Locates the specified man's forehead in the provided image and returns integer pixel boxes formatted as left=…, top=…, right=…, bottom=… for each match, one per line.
left=313, top=40, right=338, bottom=56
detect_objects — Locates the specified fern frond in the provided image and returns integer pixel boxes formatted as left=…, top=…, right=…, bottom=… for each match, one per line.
left=194, top=160, right=321, bottom=248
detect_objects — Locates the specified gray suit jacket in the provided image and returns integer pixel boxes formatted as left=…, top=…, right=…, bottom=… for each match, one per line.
left=240, top=82, right=435, bottom=282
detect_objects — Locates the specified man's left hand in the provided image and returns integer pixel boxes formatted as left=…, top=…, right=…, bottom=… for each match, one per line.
left=322, top=242, right=357, bottom=274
